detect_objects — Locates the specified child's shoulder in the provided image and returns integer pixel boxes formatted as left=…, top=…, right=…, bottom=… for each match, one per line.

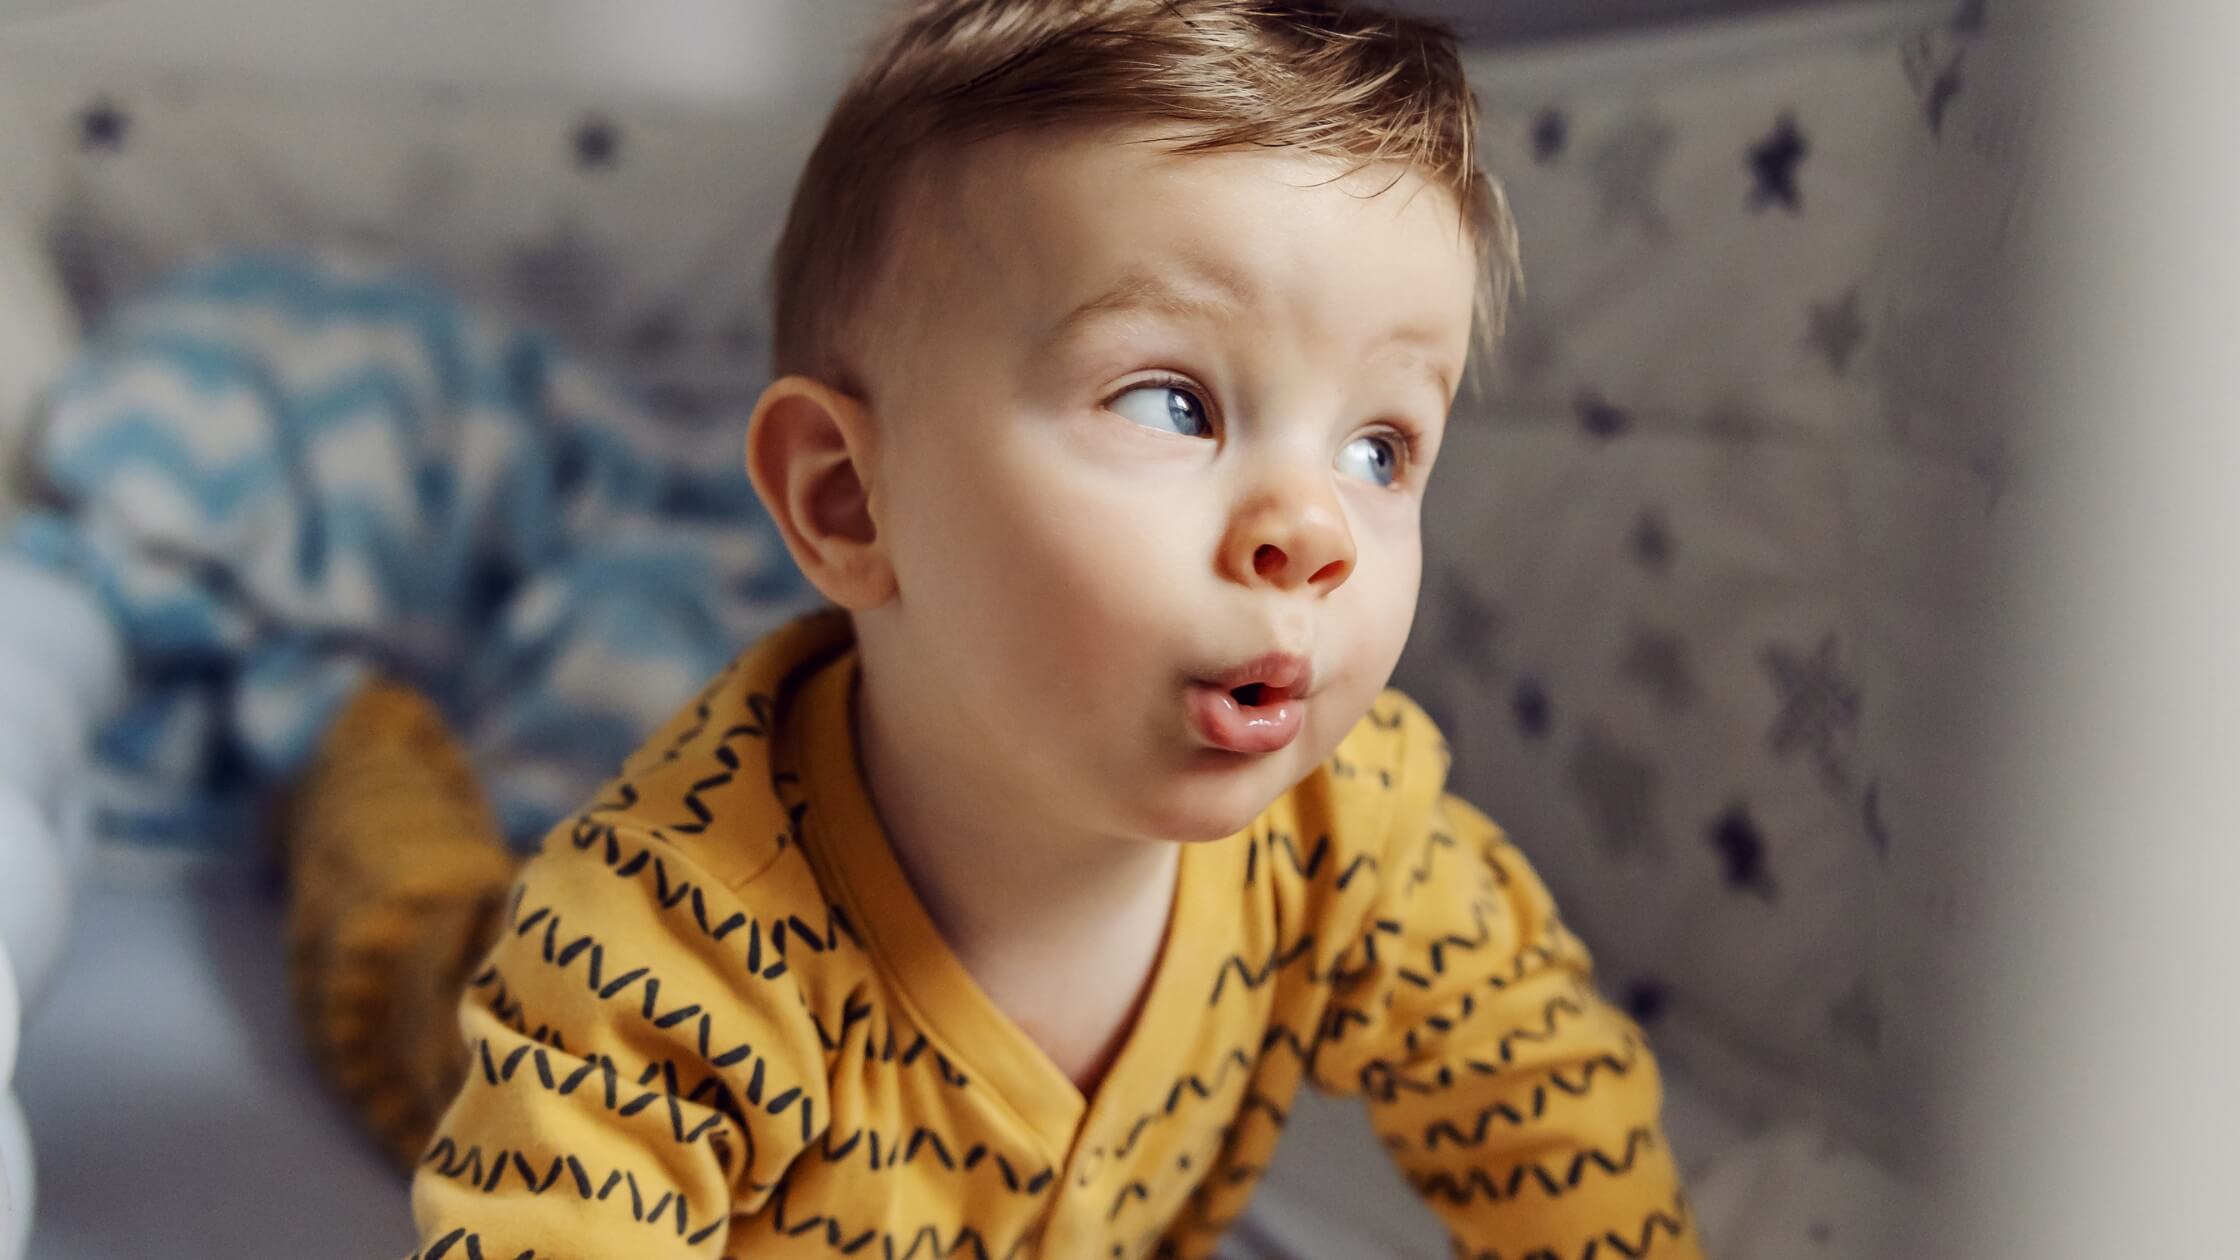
left=553, top=612, right=855, bottom=898
left=516, top=699, right=832, bottom=923
left=1275, top=688, right=1455, bottom=869
left=1331, top=687, right=1449, bottom=777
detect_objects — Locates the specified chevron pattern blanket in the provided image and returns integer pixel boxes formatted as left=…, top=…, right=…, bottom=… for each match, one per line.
left=4, top=252, right=815, bottom=856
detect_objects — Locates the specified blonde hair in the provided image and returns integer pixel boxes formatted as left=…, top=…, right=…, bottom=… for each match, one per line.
left=771, top=0, right=1518, bottom=390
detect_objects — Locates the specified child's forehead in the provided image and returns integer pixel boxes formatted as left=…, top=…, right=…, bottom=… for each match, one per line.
left=847, top=137, right=1475, bottom=415
left=894, top=129, right=1472, bottom=326
left=939, top=127, right=1436, bottom=230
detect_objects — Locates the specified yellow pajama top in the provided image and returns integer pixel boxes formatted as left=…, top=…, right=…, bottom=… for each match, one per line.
left=410, top=612, right=1699, bottom=1259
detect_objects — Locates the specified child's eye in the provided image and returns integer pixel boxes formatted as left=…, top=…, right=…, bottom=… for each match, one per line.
left=1109, top=382, right=1213, bottom=438
left=1338, top=433, right=1404, bottom=487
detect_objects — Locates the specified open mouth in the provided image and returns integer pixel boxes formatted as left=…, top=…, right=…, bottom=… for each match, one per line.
left=1207, top=651, right=1312, bottom=701
left=1236, top=677, right=1308, bottom=708
left=1229, top=681, right=1294, bottom=708
left=1190, top=653, right=1313, bottom=755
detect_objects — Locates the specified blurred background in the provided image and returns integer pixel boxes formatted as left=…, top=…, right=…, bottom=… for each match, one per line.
left=0, top=1, right=2184, bottom=1257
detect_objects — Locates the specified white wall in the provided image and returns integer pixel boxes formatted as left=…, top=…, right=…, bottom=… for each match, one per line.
left=0, top=0, right=1956, bottom=110
left=0, top=0, right=887, bottom=108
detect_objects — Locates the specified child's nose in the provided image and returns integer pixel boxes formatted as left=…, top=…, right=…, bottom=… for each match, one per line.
left=1221, top=479, right=1356, bottom=595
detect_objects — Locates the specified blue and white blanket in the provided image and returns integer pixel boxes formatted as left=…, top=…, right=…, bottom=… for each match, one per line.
left=6, top=252, right=816, bottom=853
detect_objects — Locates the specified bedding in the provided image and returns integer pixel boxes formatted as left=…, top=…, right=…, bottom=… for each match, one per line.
left=1399, top=0, right=2002, bottom=1164
left=4, top=251, right=818, bottom=861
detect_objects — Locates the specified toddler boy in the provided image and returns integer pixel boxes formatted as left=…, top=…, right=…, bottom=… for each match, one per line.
left=411, top=2, right=1699, bottom=1256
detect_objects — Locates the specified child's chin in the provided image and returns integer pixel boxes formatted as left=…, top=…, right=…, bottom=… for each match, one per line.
left=1133, top=779, right=1284, bottom=845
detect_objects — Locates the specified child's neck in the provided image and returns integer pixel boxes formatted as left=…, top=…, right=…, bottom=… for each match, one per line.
left=851, top=665, right=1178, bottom=1095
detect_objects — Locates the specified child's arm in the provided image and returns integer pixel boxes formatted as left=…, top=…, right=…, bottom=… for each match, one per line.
left=1312, top=700, right=1704, bottom=1260
left=406, top=816, right=826, bottom=1258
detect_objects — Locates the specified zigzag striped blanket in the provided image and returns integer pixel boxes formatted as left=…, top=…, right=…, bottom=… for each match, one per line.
left=5, top=252, right=816, bottom=855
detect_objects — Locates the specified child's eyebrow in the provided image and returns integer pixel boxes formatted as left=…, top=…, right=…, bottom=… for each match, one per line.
left=1042, top=264, right=1249, bottom=348
left=1374, top=332, right=1462, bottom=404
left=1045, top=263, right=1463, bottom=401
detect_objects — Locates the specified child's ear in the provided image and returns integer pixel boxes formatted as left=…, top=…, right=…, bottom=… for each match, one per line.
left=745, top=375, right=895, bottom=610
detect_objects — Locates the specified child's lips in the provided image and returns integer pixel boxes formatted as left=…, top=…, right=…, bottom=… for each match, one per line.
left=1187, top=683, right=1305, bottom=753
left=1189, top=653, right=1312, bottom=754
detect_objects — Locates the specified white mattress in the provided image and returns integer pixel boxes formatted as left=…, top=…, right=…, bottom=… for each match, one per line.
left=18, top=884, right=411, bottom=1259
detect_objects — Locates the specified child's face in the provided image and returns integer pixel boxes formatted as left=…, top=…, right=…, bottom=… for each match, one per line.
left=855, top=131, right=1476, bottom=842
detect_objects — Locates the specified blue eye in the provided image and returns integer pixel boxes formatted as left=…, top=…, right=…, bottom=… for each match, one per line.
left=1109, top=382, right=1212, bottom=438
left=1338, top=433, right=1404, bottom=487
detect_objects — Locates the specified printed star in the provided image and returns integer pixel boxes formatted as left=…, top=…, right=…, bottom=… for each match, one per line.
left=1902, top=34, right=1969, bottom=142
left=1631, top=509, right=1674, bottom=574
left=1440, top=572, right=1505, bottom=679
left=1619, top=623, right=1698, bottom=713
left=1925, top=55, right=1966, bottom=139
left=1746, top=112, right=1810, bottom=213
left=1621, top=977, right=1670, bottom=1025
left=1586, top=108, right=1676, bottom=238
left=1512, top=677, right=1553, bottom=741
left=1567, top=724, right=1664, bottom=860
left=78, top=100, right=129, bottom=152
left=1806, top=287, right=1867, bottom=376
left=505, top=220, right=615, bottom=334
left=1531, top=108, right=1568, bottom=164
left=573, top=115, right=621, bottom=169
left=1760, top=633, right=1862, bottom=792
left=1575, top=390, right=1631, bottom=441
left=1708, top=802, right=1777, bottom=901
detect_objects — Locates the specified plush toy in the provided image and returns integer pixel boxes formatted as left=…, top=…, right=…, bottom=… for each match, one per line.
left=277, top=680, right=520, bottom=1172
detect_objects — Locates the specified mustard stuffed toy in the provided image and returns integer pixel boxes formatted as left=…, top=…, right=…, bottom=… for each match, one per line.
left=278, top=681, right=519, bottom=1171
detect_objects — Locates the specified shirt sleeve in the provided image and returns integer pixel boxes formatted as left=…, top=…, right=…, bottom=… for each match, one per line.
left=408, top=816, right=827, bottom=1259
left=1309, top=698, right=1703, bottom=1260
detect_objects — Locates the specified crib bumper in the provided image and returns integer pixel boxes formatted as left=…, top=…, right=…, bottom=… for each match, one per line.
left=0, top=937, right=32, bottom=1260
left=0, top=553, right=123, bottom=1011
